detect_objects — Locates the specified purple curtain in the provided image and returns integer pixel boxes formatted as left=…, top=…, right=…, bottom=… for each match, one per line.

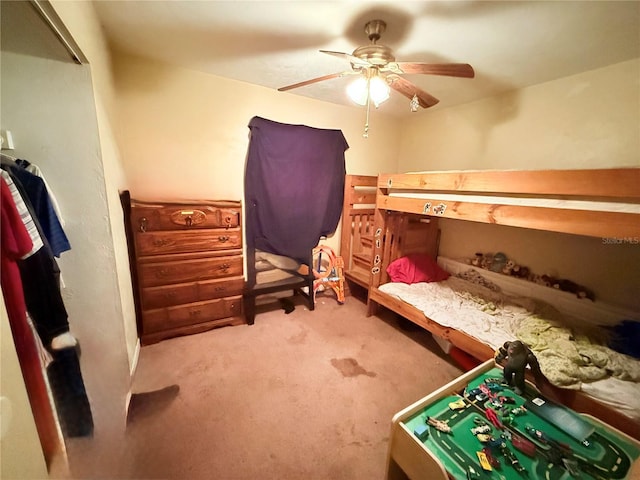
left=244, top=116, right=348, bottom=264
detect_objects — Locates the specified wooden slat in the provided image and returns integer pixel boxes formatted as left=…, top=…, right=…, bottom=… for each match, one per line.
left=346, top=174, right=377, bottom=187
left=349, top=192, right=377, bottom=205
left=344, top=269, right=370, bottom=289
left=378, top=195, right=640, bottom=239
left=379, top=168, right=640, bottom=199
left=344, top=207, right=375, bottom=217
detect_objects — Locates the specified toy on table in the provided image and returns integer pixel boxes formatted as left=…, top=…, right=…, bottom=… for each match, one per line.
left=413, top=424, right=430, bottom=441
left=484, top=408, right=503, bottom=430
left=426, top=416, right=452, bottom=434
left=494, top=340, right=545, bottom=395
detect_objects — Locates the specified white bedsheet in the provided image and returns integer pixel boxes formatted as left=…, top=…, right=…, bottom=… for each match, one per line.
left=379, top=273, right=640, bottom=421
left=379, top=276, right=532, bottom=350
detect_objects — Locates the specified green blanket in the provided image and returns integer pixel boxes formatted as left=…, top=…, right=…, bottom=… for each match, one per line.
left=516, top=310, right=640, bottom=389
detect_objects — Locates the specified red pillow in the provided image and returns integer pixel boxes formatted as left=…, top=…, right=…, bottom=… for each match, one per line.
left=386, top=254, right=450, bottom=284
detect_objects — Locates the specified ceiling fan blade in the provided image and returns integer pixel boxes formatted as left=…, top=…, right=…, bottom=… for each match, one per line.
left=278, top=71, right=354, bottom=92
left=320, top=50, right=371, bottom=67
left=387, top=75, right=439, bottom=109
left=392, top=62, right=475, bottom=78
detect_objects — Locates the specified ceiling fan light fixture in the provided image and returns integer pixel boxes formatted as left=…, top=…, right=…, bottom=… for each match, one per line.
left=278, top=18, right=474, bottom=121
left=369, top=75, right=390, bottom=107
left=347, top=73, right=390, bottom=108
left=347, top=76, right=369, bottom=106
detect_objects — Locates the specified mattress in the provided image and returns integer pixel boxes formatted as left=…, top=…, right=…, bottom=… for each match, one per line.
left=378, top=257, right=640, bottom=420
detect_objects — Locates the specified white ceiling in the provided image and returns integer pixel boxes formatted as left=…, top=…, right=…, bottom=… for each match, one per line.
left=93, top=1, right=640, bottom=117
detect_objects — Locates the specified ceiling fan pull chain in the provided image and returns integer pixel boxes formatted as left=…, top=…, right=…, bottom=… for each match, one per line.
left=410, top=94, right=420, bottom=113
left=363, top=84, right=371, bottom=138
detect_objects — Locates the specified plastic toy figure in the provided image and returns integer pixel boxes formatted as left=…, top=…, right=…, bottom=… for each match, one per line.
left=426, top=416, right=452, bottom=434
left=494, top=340, right=544, bottom=395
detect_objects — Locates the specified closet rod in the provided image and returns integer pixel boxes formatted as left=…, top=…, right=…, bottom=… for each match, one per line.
left=29, top=0, right=88, bottom=65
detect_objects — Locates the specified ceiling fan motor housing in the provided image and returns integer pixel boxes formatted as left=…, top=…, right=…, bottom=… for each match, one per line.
left=352, top=20, right=395, bottom=66
left=352, top=44, right=395, bottom=66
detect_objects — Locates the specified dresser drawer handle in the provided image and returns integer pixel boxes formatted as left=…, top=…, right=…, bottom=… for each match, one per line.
left=214, top=286, right=226, bottom=292
left=162, top=292, right=176, bottom=299
left=189, top=309, right=202, bottom=317
left=156, top=268, right=172, bottom=278
left=139, top=217, right=148, bottom=233
left=218, top=263, right=231, bottom=271
left=218, top=235, right=230, bottom=242
left=184, top=215, right=192, bottom=227
left=153, top=238, right=172, bottom=247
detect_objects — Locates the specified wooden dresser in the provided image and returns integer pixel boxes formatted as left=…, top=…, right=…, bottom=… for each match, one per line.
left=127, top=197, right=245, bottom=344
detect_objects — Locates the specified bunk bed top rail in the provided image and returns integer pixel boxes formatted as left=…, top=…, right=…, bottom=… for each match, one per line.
left=378, top=168, right=640, bottom=199
left=376, top=168, right=640, bottom=239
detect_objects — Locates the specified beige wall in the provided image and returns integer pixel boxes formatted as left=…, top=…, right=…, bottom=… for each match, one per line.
left=112, top=51, right=400, bottom=201
left=396, top=59, right=640, bottom=171
left=396, top=60, right=640, bottom=309
left=51, top=0, right=139, bottom=377
left=0, top=297, right=48, bottom=479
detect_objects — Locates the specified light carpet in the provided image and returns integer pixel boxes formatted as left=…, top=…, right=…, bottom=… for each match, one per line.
left=59, top=295, right=462, bottom=479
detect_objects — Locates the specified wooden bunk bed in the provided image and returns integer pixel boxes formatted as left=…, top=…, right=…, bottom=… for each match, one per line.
left=366, top=167, right=640, bottom=439
left=340, top=174, right=436, bottom=299
left=340, top=175, right=377, bottom=297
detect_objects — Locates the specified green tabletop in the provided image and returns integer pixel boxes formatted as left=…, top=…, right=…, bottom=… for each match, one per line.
left=402, top=368, right=640, bottom=480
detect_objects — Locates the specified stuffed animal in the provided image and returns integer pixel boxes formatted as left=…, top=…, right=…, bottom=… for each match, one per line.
left=491, top=252, right=507, bottom=273
left=553, top=279, right=595, bottom=301
left=480, top=253, right=494, bottom=270
left=537, top=274, right=556, bottom=287
left=471, top=253, right=483, bottom=267
left=511, top=264, right=530, bottom=279
left=494, top=340, right=543, bottom=395
left=502, top=260, right=515, bottom=275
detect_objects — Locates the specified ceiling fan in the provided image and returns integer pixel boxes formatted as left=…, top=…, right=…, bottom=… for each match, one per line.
left=278, top=19, right=475, bottom=111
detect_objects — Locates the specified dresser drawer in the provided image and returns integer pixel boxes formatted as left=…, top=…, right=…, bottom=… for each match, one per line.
left=131, top=202, right=240, bottom=231
left=135, top=228, right=241, bottom=256
left=141, top=276, right=244, bottom=309
left=142, top=295, right=242, bottom=333
left=138, top=254, right=243, bottom=287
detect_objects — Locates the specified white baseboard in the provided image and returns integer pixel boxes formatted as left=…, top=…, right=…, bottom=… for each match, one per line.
left=124, top=339, right=141, bottom=421
left=129, top=338, right=141, bottom=379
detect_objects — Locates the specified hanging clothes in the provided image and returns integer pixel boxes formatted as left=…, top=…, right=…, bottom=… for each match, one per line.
left=1, top=177, right=34, bottom=331
left=244, top=116, right=348, bottom=264
left=1, top=161, right=70, bottom=257
left=1, top=163, right=93, bottom=437
left=0, top=170, right=44, bottom=258
left=1, top=177, right=61, bottom=445
left=16, top=158, right=66, bottom=227
left=1, top=169, right=70, bottom=347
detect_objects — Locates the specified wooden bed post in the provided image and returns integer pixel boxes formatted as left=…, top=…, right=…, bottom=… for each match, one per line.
left=367, top=178, right=388, bottom=316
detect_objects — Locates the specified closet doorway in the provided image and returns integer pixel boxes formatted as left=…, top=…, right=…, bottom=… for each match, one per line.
left=1, top=0, right=104, bottom=473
